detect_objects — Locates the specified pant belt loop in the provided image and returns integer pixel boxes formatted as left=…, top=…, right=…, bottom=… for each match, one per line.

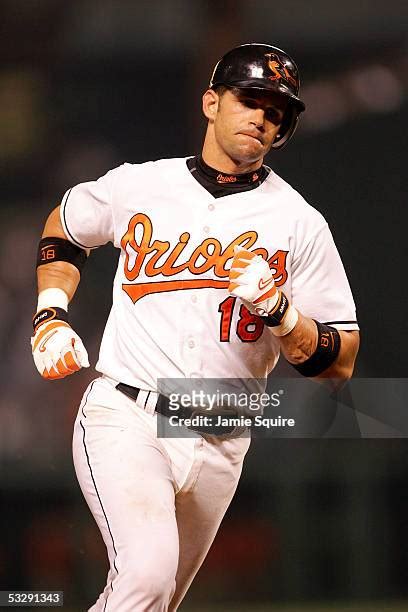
left=132, top=389, right=147, bottom=413
left=144, top=390, right=159, bottom=416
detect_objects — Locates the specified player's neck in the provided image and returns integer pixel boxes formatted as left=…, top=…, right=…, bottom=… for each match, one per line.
left=195, top=155, right=265, bottom=185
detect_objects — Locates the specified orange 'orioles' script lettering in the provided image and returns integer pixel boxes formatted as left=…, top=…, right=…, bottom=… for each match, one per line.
left=121, top=213, right=288, bottom=303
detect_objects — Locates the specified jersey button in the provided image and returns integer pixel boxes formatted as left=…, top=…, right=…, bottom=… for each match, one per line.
left=188, top=340, right=195, bottom=349
left=191, top=295, right=197, bottom=303
left=208, top=203, right=215, bottom=211
left=203, top=226, right=210, bottom=234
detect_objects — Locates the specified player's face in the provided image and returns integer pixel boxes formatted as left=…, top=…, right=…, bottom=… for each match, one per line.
left=203, top=87, right=287, bottom=169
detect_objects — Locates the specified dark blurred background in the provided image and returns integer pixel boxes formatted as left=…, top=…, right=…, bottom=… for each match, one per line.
left=1, top=1, right=408, bottom=610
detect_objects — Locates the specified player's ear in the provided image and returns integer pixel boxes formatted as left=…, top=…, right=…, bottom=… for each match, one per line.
left=202, top=89, right=219, bottom=122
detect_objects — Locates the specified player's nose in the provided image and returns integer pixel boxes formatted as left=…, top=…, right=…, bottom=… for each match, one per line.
left=249, top=108, right=266, bottom=130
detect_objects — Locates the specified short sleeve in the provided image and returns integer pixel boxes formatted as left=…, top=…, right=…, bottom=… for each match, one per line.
left=291, top=224, right=359, bottom=331
left=60, top=169, right=116, bottom=249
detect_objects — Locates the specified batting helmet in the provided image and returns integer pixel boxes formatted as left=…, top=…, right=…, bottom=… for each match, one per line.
left=209, top=43, right=306, bottom=149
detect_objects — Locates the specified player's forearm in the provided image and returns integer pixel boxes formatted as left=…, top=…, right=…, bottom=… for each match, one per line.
left=32, top=206, right=90, bottom=380
left=37, top=261, right=80, bottom=302
left=37, top=206, right=88, bottom=302
left=278, top=312, right=318, bottom=364
left=280, top=314, right=359, bottom=382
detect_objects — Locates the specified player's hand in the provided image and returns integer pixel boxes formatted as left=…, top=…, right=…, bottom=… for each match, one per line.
left=31, top=313, right=89, bottom=380
left=228, top=246, right=280, bottom=317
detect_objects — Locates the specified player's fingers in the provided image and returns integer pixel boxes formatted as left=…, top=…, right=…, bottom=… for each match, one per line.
left=33, top=351, right=52, bottom=378
left=43, top=351, right=70, bottom=379
left=229, top=267, right=258, bottom=287
left=40, top=360, right=63, bottom=379
left=228, top=282, right=240, bottom=294
left=229, top=269, right=245, bottom=280
left=253, top=285, right=278, bottom=304
left=42, top=362, right=62, bottom=379
left=42, top=353, right=55, bottom=376
left=45, top=350, right=72, bottom=379
left=230, top=257, right=253, bottom=273
left=44, top=342, right=70, bottom=373
left=228, top=282, right=250, bottom=297
left=42, top=355, right=68, bottom=379
left=56, top=357, right=76, bottom=376
left=63, top=350, right=81, bottom=372
left=48, top=365, right=64, bottom=379
left=233, top=246, right=256, bottom=261
left=46, top=368, right=71, bottom=380
left=240, top=298, right=258, bottom=315
left=231, top=256, right=252, bottom=269
left=72, top=338, right=90, bottom=368
left=51, top=337, right=87, bottom=371
left=32, top=349, right=46, bottom=377
left=233, top=245, right=252, bottom=256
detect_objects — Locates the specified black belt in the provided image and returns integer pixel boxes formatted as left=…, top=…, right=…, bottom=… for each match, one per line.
left=116, top=382, right=239, bottom=435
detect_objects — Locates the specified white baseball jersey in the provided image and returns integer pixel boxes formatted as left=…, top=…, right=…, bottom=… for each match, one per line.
left=60, top=157, right=358, bottom=390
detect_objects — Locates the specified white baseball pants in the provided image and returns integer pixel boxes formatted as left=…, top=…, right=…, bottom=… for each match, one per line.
left=72, top=375, right=250, bottom=611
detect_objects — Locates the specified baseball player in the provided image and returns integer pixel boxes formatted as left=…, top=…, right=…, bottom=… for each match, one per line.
left=32, top=44, right=359, bottom=611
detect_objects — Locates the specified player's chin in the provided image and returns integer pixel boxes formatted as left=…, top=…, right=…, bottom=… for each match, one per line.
left=232, top=140, right=265, bottom=163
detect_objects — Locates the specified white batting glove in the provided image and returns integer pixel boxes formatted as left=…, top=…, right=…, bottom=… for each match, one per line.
left=31, top=308, right=89, bottom=380
left=228, top=247, right=299, bottom=336
left=228, top=246, right=280, bottom=316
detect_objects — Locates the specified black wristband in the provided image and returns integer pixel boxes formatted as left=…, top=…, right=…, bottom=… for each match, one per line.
left=37, top=237, right=87, bottom=273
left=33, top=307, right=69, bottom=333
left=291, top=321, right=341, bottom=377
left=262, top=291, right=289, bottom=327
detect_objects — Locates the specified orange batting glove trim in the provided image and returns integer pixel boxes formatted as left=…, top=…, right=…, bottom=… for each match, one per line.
left=32, top=320, right=71, bottom=351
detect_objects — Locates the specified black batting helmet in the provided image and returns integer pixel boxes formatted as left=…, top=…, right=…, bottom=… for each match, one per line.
left=209, top=43, right=306, bottom=149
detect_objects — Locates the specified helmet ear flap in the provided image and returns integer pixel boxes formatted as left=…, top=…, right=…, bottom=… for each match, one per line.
left=271, top=104, right=300, bottom=150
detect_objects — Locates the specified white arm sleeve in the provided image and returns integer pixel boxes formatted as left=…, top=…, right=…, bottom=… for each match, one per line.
left=291, top=224, right=359, bottom=331
left=60, top=169, right=116, bottom=249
